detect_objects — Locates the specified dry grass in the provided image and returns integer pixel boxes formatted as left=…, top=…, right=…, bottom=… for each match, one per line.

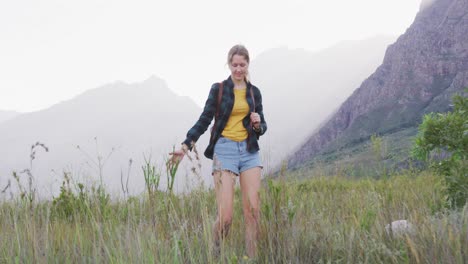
left=1, top=169, right=467, bottom=263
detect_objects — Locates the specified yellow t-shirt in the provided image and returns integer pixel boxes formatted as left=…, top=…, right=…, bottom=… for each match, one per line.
left=222, top=88, right=249, bottom=141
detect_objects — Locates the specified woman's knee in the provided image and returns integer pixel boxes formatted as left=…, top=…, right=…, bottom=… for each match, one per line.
left=215, top=214, right=233, bottom=237
left=243, top=205, right=260, bottom=223
left=222, top=217, right=233, bottom=232
left=218, top=212, right=233, bottom=226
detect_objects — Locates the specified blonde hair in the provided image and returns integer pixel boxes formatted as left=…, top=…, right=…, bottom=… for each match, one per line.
left=227, top=44, right=250, bottom=65
left=227, top=44, right=251, bottom=81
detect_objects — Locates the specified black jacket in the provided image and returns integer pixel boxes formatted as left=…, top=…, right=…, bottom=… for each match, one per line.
left=183, top=76, right=267, bottom=159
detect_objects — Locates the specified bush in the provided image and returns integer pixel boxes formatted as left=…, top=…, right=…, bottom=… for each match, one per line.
left=51, top=172, right=111, bottom=220
left=413, top=90, right=467, bottom=208
left=51, top=173, right=90, bottom=220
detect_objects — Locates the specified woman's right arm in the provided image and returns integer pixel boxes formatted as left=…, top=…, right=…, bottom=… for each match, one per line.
left=181, top=83, right=219, bottom=151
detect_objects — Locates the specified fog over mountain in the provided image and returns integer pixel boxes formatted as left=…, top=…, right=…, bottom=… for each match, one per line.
left=252, top=36, right=396, bottom=168
left=0, top=76, right=209, bottom=197
left=0, top=36, right=395, bottom=196
left=0, top=110, right=19, bottom=124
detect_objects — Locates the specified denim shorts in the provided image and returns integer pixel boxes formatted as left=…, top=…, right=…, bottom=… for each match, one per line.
left=213, top=137, right=263, bottom=176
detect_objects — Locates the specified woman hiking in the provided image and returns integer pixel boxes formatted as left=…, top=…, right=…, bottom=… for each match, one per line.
left=170, top=44, right=267, bottom=257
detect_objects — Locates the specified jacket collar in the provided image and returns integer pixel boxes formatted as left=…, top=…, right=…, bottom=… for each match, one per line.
left=225, top=75, right=252, bottom=90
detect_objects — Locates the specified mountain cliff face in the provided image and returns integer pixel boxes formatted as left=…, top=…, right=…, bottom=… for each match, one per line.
left=251, top=37, right=395, bottom=169
left=288, top=0, right=468, bottom=170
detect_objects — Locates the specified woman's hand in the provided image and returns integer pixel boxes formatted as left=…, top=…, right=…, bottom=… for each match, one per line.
left=169, top=144, right=188, bottom=163
left=250, top=112, right=261, bottom=129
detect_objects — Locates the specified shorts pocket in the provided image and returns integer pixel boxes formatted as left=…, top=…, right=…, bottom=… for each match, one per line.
left=214, top=137, right=232, bottom=155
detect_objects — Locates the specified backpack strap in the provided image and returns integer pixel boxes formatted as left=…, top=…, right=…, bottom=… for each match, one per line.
left=250, top=87, right=255, bottom=112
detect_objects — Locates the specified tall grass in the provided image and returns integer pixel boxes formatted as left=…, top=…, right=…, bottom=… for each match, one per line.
left=1, top=171, right=467, bottom=263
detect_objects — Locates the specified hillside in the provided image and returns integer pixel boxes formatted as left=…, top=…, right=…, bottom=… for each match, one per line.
left=250, top=36, right=395, bottom=169
left=288, top=0, right=468, bottom=172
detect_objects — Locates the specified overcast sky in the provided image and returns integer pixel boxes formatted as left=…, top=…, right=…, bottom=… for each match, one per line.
left=0, top=0, right=421, bottom=112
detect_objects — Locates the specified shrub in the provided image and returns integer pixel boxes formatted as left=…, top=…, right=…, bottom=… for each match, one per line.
left=413, top=90, right=467, bottom=208
left=51, top=172, right=90, bottom=220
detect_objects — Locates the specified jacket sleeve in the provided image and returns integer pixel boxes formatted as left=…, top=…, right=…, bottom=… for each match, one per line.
left=254, top=87, right=267, bottom=139
left=182, top=83, right=218, bottom=150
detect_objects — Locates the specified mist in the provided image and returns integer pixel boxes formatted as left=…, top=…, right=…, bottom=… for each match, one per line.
left=0, top=0, right=424, bottom=197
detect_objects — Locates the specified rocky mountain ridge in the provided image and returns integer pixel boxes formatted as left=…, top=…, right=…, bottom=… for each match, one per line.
left=288, top=0, right=468, bottom=170
left=251, top=36, right=395, bottom=168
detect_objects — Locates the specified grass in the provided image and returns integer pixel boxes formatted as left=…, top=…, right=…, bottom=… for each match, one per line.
left=1, top=169, right=467, bottom=263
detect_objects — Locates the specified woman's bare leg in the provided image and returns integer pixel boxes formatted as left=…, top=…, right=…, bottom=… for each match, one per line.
left=213, top=170, right=235, bottom=248
left=240, top=167, right=261, bottom=257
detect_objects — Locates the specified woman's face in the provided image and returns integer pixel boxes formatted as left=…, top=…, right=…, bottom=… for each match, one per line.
left=229, top=54, right=249, bottom=82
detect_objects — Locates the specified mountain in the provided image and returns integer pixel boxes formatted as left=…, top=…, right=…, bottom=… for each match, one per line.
left=0, top=110, right=19, bottom=124
left=250, top=36, right=396, bottom=170
left=0, top=76, right=208, bottom=197
left=288, top=0, right=468, bottom=172
left=0, top=36, right=418, bottom=195
left=0, top=32, right=394, bottom=196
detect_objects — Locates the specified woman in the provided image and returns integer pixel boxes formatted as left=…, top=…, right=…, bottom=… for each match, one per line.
left=171, top=44, right=267, bottom=257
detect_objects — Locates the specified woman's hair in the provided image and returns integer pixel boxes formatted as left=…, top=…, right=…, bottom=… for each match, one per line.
left=227, top=44, right=250, bottom=65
